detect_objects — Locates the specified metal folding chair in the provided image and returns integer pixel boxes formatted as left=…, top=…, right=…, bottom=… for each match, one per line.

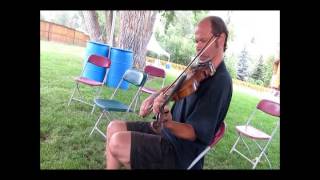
left=229, top=99, right=280, bottom=169
left=133, top=65, right=166, bottom=112
left=89, top=68, right=147, bottom=139
left=187, top=121, right=226, bottom=170
left=68, top=54, right=111, bottom=114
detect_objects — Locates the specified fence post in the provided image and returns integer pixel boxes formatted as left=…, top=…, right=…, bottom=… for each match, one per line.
left=73, top=30, right=75, bottom=45
left=48, top=23, right=51, bottom=41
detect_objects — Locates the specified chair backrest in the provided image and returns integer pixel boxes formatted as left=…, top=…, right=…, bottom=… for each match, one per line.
left=144, top=65, right=166, bottom=78
left=110, top=69, right=147, bottom=100
left=88, top=54, right=111, bottom=68
left=257, top=99, right=280, bottom=117
left=109, top=69, right=147, bottom=112
left=123, top=69, right=148, bottom=87
left=209, top=121, right=226, bottom=147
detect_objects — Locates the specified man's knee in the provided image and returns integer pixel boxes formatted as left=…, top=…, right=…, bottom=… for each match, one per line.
left=109, top=132, right=131, bottom=160
left=107, top=120, right=127, bottom=136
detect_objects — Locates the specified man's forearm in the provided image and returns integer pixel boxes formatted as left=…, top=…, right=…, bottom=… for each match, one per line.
left=165, top=121, right=196, bottom=141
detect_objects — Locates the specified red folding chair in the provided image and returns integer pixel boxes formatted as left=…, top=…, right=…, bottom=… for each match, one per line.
left=133, top=65, right=166, bottom=112
left=187, top=121, right=226, bottom=170
left=229, top=99, right=280, bottom=169
left=68, top=54, right=111, bottom=114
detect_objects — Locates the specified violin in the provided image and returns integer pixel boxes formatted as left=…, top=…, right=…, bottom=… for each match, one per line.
left=149, top=34, right=220, bottom=130
left=170, top=61, right=216, bottom=101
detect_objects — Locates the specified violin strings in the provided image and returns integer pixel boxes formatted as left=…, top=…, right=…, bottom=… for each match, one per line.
left=163, top=35, right=218, bottom=94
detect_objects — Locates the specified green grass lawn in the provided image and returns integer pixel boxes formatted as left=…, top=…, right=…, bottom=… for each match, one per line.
left=40, top=40, right=279, bottom=169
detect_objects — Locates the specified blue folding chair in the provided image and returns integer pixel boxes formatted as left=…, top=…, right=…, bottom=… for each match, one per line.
left=89, top=68, right=147, bottom=139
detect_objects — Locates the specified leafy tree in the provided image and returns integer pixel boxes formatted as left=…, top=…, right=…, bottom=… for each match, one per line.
left=192, top=11, right=209, bottom=26
left=160, top=11, right=176, bottom=34
left=155, top=11, right=210, bottom=65
left=224, top=53, right=237, bottom=79
left=262, top=55, right=275, bottom=87
left=251, top=55, right=264, bottom=81
left=155, top=11, right=237, bottom=67
left=237, top=47, right=250, bottom=81
left=95, top=11, right=117, bottom=44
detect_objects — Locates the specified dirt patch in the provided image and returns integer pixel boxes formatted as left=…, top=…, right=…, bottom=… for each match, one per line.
left=40, top=132, right=50, bottom=141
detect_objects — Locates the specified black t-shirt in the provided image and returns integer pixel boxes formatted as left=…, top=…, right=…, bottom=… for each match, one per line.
left=161, top=61, right=233, bottom=169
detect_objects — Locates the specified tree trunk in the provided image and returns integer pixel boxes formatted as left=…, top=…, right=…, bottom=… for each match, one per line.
left=82, top=11, right=102, bottom=42
left=105, top=11, right=118, bottom=46
left=104, top=11, right=112, bottom=43
left=118, top=11, right=157, bottom=70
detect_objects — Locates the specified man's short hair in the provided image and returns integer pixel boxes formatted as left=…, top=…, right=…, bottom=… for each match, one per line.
left=202, top=16, right=229, bottom=52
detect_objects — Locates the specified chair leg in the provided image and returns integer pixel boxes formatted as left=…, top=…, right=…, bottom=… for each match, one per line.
left=133, top=95, right=138, bottom=113
left=95, top=85, right=104, bottom=99
left=105, top=111, right=114, bottom=121
left=91, top=104, right=96, bottom=114
left=264, top=154, right=272, bottom=169
left=230, top=135, right=258, bottom=168
left=90, top=110, right=105, bottom=136
left=187, top=146, right=211, bottom=170
left=133, top=91, right=141, bottom=113
left=137, top=93, right=142, bottom=112
left=68, top=84, right=78, bottom=106
left=252, top=140, right=273, bottom=169
left=91, top=85, right=104, bottom=114
left=240, top=136, right=252, bottom=156
left=76, top=83, right=84, bottom=101
left=230, top=135, right=241, bottom=153
left=253, top=151, right=266, bottom=169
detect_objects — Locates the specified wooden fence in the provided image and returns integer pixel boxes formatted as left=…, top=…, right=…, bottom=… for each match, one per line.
left=40, top=20, right=89, bottom=47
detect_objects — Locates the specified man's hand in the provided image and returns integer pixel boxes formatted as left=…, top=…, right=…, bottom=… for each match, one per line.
left=152, top=92, right=166, bottom=114
left=139, top=94, right=155, bottom=117
left=150, top=105, right=172, bottom=134
left=160, top=105, right=173, bottom=127
left=153, top=93, right=173, bottom=127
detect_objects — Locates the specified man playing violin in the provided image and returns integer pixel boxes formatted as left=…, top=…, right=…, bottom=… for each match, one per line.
left=105, top=16, right=233, bottom=169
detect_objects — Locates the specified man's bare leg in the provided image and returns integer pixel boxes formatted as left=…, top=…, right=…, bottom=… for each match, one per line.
left=105, top=120, right=128, bottom=169
left=108, top=131, right=132, bottom=169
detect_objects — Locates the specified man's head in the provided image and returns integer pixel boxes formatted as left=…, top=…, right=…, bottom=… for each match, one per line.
left=195, top=16, right=228, bottom=61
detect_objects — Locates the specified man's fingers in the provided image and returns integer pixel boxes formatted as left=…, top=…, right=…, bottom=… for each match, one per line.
left=163, top=105, right=170, bottom=113
left=152, top=103, right=159, bottom=114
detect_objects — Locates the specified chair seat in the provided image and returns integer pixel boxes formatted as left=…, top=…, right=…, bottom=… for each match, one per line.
left=141, top=87, right=157, bottom=94
left=236, top=125, right=271, bottom=140
left=94, top=99, right=133, bottom=112
left=75, top=77, right=104, bottom=86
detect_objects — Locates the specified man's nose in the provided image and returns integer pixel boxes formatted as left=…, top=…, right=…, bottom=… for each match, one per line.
left=196, top=43, right=202, bottom=52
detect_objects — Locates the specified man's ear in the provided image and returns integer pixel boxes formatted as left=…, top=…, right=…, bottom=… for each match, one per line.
left=218, top=33, right=226, bottom=49
left=218, top=33, right=226, bottom=44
